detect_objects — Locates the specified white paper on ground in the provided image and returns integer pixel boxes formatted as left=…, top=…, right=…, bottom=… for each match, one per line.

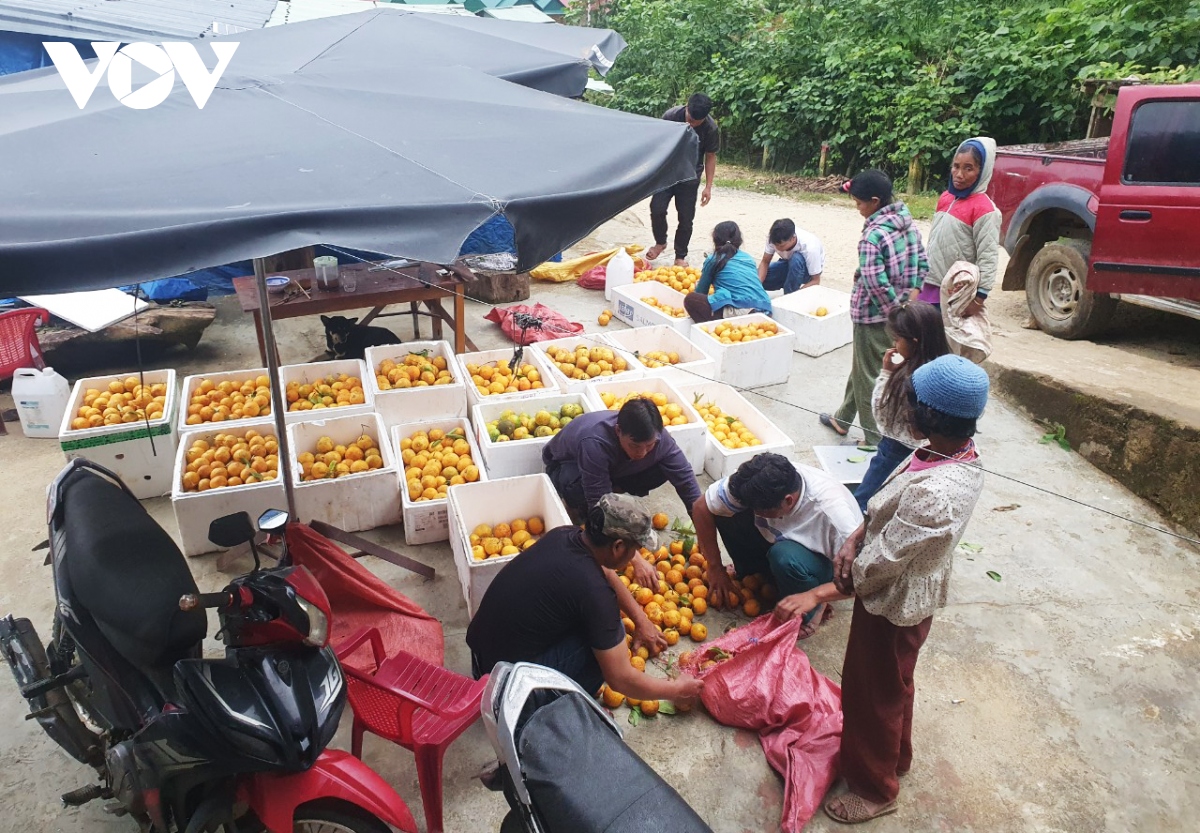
left=20, top=289, right=148, bottom=333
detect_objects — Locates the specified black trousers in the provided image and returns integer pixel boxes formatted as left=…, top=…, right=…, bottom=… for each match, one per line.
left=545, top=459, right=669, bottom=516
left=650, top=179, right=701, bottom=260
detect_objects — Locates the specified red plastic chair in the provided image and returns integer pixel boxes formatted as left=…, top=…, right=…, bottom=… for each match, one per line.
left=0, top=307, right=49, bottom=381
left=335, top=627, right=489, bottom=833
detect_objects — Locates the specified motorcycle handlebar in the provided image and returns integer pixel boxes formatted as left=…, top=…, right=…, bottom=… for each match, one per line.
left=179, top=591, right=234, bottom=612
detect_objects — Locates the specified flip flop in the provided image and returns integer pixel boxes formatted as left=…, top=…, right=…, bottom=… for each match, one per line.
left=797, top=604, right=834, bottom=640
left=824, top=793, right=898, bottom=824
left=819, top=413, right=849, bottom=436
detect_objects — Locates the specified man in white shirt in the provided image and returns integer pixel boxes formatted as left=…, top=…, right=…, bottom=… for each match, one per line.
left=692, top=452, right=862, bottom=636
left=758, top=218, right=825, bottom=294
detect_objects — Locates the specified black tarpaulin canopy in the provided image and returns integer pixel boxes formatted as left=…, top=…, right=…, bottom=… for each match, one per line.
left=0, top=11, right=689, bottom=295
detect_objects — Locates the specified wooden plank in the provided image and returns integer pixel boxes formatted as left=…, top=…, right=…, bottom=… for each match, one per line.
left=308, top=520, right=435, bottom=580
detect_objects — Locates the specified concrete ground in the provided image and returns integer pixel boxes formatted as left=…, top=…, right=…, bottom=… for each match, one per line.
left=2, top=188, right=1199, bottom=832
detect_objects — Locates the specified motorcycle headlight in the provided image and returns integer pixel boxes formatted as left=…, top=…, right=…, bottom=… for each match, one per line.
left=294, top=595, right=329, bottom=647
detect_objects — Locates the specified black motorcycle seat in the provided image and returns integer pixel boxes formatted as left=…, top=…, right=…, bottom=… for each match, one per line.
left=62, top=470, right=206, bottom=671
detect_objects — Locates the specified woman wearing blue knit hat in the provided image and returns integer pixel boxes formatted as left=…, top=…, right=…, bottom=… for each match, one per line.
left=775, top=354, right=989, bottom=823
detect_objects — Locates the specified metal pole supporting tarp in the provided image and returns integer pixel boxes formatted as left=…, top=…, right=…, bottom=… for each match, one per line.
left=253, top=257, right=297, bottom=520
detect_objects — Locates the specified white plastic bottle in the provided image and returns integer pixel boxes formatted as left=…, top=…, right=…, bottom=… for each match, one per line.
left=604, top=247, right=635, bottom=301
left=12, top=367, right=71, bottom=438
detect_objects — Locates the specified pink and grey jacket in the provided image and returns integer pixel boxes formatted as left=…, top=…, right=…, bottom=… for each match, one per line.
left=851, top=202, right=929, bottom=325
left=920, top=136, right=1002, bottom=301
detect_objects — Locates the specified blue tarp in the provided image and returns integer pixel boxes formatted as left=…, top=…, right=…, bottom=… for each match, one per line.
left=0, top=32, right=93, bottom=76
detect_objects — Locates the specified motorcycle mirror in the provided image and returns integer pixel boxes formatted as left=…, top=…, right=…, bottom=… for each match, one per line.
left=208, top=512, right=256, bottom=548
left=258, top=508, right=289, bottom=534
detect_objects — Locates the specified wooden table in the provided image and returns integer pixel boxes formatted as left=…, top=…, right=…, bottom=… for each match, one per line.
left=233, top=261, right=478, bottom=363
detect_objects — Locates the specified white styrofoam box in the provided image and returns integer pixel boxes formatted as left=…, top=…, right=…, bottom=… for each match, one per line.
left=277, top=358, right=375, bottom=425
left=812, top=444, right=876, bottom=488
left=602, top=324, right=716, bottom=387
left=688, top=312, right=797, bottom=388
left=676, top=381, right=795, bottom=481
left=455, top=346, right=561, bottom=412
left=469, top=391, right=598, bottom=480
left=178, top=366, right=272, bottom=434
left=582, top=377, right=707, bottom=476
left=171, top=420, right=286, bottom=557
left=393, top=417, right=488, bottom=546
left=365, top=340, right=467, bottom=428
left=770, top=285, right=853, bottom=357
left=611, top=280, right=693, bottom=334
left=59, top=369, right=179, bottom=499
left=446, top=474, right=573, bottom=615
left=530, top=335, right=645, bottom=394
left=287, top=412, right=401, bottom=533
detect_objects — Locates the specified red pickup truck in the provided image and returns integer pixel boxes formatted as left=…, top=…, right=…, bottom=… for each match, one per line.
left=989, top=83, right=1200, bottom=339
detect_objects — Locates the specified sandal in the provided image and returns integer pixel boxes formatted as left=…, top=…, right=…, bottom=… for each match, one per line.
left=819, top=413, right=849, bottom=436
left=824, top=793, right=897, bottom=824
left=797, top=604, right=834, bottom=640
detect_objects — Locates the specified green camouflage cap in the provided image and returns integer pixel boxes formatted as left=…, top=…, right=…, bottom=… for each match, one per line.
left=597, top=493, right=659, bottom=550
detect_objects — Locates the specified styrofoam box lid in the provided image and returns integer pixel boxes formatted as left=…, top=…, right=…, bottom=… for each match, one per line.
left=603, top=324, right=714, bottom=369
left=531, top=335, right=645, bottom=387
left=288, top=411, right=398, bottom=484
left=394, top=417, right=488, bottom=510
left=59, top=368, right=177, bottom=442
left=455, top=346, right=561, bottom=401
left=691, top=312, right=796, bottom=346
left=178, top=366, right=271, bottom=434
left=364, top=340, right=465, bottom=395
left=583, top=376, right=703, bottom=427
left=771, top=285, right=852, bottom=317
left=277, top=358, right=374, bottom=421
left=171, top=418, right=284, bottom=501
left=675, top=380, right=794, bottom=451
left=447, top=474, right=573, bottom=571
left=471, top=391, right=598, bottom=447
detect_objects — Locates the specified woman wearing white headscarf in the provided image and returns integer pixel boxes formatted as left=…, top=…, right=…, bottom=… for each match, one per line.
left=917, top=137, right=1001, bottom=319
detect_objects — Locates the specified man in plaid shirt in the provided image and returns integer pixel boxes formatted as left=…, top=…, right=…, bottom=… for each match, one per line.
left=821, top=170, right=928, bottom=444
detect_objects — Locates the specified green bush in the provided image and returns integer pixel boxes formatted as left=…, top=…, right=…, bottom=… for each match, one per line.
left=576, top=0, right=1200, bottom=182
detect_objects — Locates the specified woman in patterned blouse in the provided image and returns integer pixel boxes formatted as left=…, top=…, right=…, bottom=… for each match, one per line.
left=777, top=354, right=989, bottom=823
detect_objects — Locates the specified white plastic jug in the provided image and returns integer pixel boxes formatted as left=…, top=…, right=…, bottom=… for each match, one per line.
left=12, top=367, right=70, bottom=439
left=604, top=247, right=635, bottom=301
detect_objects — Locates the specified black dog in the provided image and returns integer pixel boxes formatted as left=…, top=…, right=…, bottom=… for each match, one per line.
left=321, top=315, right=401, bottom=360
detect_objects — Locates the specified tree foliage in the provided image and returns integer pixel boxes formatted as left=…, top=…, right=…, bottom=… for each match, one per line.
left=574, top=0, right=1200, bottom=182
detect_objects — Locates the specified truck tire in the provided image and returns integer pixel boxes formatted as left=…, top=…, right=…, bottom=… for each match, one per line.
left=1026, top=240, right=1117, bottom=339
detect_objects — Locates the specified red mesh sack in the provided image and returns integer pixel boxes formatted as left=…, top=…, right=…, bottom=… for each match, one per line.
left=680, top=615, right=842, bottom=831
left=577, top=265, right=607, bottom=290
left=285, top=523, right=444, bottom=672
left=484, top=302, right=584, bottom=344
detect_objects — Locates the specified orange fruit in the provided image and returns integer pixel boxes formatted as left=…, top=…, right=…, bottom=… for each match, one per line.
left=678, top=650, right=693, bottom=666
left=690, top=623, right=708, bottom=642
left=601, top=686, right=625, bottom=709
left=663, top=629, right=679, bottom=646
left=691, top=585, right=708, bottom=600
left=761, top=584, right=779, bottom=601
left=634, top=587, right=654, bottom=606
left=652, top=513, right=669, bottom=530
left=665, top=569, right=683, bottom=586
left=630, top=656, right=646, bottom=672
left=669, top=540, right=684, bottom=556
left=742, top=574, right=763, bottom=592
left=626, top=696, right=642, bottom=708
left=622, top=617, right=635, bottom=634
left=691, top=598, right=708, bottom=616
left=743, top=599, right=761, bottom=617
left=635, top=646, right=650, bottom=661
left=656, top=560, right=671, bottom=575
left=640, top=699, right=660, bottom=717
left=527, top=516, right=545, bottom=535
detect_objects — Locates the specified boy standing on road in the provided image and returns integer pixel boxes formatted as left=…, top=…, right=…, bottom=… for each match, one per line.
left=646, top=93, right=720, bottom=267
left=759, top=218, right=825, bottom=294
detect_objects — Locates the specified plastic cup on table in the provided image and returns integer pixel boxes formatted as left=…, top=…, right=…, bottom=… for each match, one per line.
left=342, top=272, right=358, bottom=293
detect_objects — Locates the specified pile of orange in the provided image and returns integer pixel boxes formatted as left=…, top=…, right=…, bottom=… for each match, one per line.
left=635, top=266, right=702, bottom=294
left=641, top=296, right=687, bottom=318
left=465, top=361, right=545, bottom=396
left=698, top=320, right=780, bottom=345
left=636, top=350, right=682, bottom=370
left=70, top=377, right=168, bottom=430
left=469, top=516, right=545, bottom=561
left=185, top=375, right=272, bottom=426
left=376, top=352, right=454, bottom=390
left=401, top=427, right=481, bottom=501
left=694, top=399, right=763, bottom=449
left=598, top=390, right=690, bottom=427
left=180, top=430, right=278, bottom=492
left=543, top=344, right=631, bottom=382
left=298, top=433, right=383, bottom=482
left=285, top=373, right=366, bottom=412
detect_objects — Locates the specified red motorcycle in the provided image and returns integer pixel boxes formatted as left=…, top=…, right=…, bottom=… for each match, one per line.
left=1, top=459, right=416, bottom=832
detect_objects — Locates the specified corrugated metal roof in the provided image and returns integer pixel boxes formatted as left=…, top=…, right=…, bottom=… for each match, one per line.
left=481, top=6, right=553, bottom=23
left=268, top=0, right=399, bottom=27
left=0, top=0, right=277, bottom=41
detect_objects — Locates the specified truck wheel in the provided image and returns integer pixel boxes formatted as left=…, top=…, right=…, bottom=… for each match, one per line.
left=1026, top=240, right=1116, bottom=339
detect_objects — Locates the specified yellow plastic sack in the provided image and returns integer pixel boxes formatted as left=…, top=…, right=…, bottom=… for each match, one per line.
left=529, top=245, right=643, bottom=283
